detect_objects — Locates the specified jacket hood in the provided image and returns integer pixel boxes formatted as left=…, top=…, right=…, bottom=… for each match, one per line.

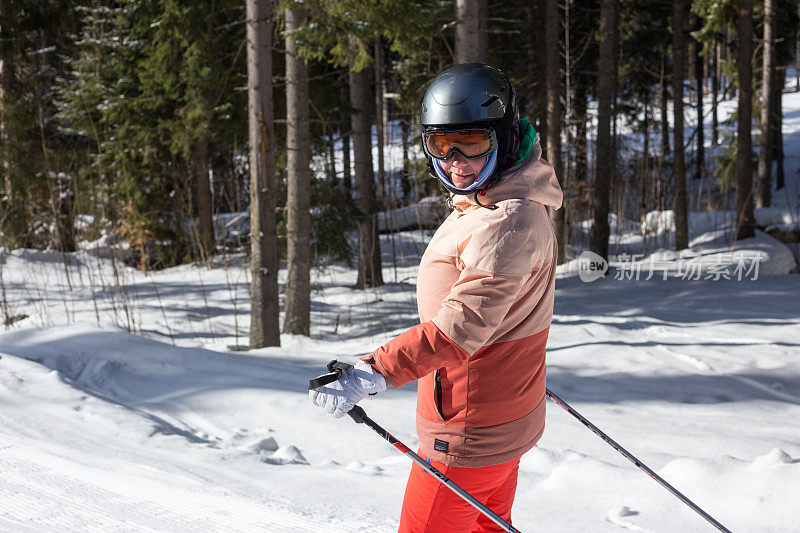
left=452, top=139, right=563, bottom=212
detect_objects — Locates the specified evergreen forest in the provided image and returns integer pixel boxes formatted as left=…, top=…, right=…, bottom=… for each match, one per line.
left=1, top=0, right=798, bottom=347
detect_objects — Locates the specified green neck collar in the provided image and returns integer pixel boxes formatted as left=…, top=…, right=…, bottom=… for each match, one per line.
left=515, top=118, right=537, bottom=165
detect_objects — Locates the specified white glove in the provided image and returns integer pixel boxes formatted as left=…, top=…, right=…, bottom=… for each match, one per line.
left=309, top=361, right=387, bottom=418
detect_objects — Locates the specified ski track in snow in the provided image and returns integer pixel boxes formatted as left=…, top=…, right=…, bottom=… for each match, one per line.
left=729, top=374, right=800, bottom=404
left=652, top=332, right=800, bottom=405
left=0, top=443, right=332, bottom=533
left=655, top=345, right=716, bottom=372
left=0, top=351, right=374, bottom=532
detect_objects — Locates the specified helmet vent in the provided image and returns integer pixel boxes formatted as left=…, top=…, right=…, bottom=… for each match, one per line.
left=480, top=96, right=499, bottom=107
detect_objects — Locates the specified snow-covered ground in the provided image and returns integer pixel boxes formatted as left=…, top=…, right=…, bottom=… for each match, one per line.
left=1, top=83, right=800, bottom=532
left=2, top=235, right=799, bottom=532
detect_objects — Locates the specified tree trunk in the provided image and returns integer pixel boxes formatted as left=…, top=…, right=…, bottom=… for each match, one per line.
left=687, top=17, right=696, bottom=105
left=246, top=0, right=280, bottom=348
left=0, top=57, right=11, bottom=206
left=574, top=84, right=588, bottom=213
left=341, top=123, right=352, bottom=196
left=660, top=49, right=671, bottom=157
left=478, top=0, right=488, bottom=54
left=546, top=0, right=565, bottom=264
left=194, top=139, right=214, bottom=262
left=722, top=26, right=732, bottom=99
left=711, top=41, right=719, bottom=146
left=717, top=39, right=724, bottom=97
left=756, top=0, right=775, bottom=208
left=736, top=0, right=755, bottom=241
left=694, top=17, right=704, bottom=181
left=524, top=0, right=547, bottom=130
left=455, top=0, right=487, bottom=63
left=283, top=5, right=311, bottom=336
left=401, top=118, right=411, bottom=205
left=775, top=68, right=785, bottom=190
left=34, top=24, right=74, bottom=253
left=53, top=178, right=76, bottom=253
left=673, top=0, right=688, bottom=250
left=374, top=38, right=386, bottom=210
left=796, top=2, right=800, bottom=91
left=640, top=94, right=651, bottom=235
left=326, top=134, right=337, bottom=185
left=590, top=0, right=617, bottom=261
left=349, top=39, right=383, bottom=289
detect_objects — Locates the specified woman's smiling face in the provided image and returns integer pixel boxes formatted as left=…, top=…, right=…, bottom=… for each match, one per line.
left=438, top=152, right=488, bottom=189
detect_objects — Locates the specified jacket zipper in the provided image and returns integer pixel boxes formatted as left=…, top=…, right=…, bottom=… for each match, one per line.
left=434, top=369, right=446, bottom=422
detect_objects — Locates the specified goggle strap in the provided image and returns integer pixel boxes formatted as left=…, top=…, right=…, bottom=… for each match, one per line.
left=432, top=157, right=451, bottom=186
left=473, top=151, right=497, bottom=190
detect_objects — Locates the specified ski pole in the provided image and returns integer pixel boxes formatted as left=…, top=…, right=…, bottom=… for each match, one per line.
left=346, top=405, right=521, bottom=533
left=309, top=361, right=521, bottom=533
left=545, top=388, right=732, bottom=533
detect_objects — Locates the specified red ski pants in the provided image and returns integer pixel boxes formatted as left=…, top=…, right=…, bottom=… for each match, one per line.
left=398, top=454, right=520, bottom=533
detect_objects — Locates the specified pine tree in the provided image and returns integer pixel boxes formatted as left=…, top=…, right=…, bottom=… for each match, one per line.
left=135, top=0, right=245, bottom=264
left=673, top=0, right=688, bottom=250
left=0, top=0, right=79, bottom=250
left=56, top=1, right=246, bottom=267
left=455, top=0, right=487, bottom=63
left=693, top=14, right=705, bottom=182
left=756, top=0, right=776, bottom=208
left=590, top=0, right=617, bottom=262
left=283, top=2, right=312, bottom=336
left=735, top=0, right=755, bottom=241
left=286, top=0, right=441, bottom=289
left=247, top=0, right=280, bottom=348
left=349, top=36, right=383, bottom=289
left=616, top=0, right=671, bottom=239
left=566, top=0, right=599, bottom=217
left=772, top=0, right=799, bottom=191
left=546, top=0, right=566, bottom=264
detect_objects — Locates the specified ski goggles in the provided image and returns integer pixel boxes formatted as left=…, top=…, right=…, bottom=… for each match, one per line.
left=422, top=128, right=498, bottom=160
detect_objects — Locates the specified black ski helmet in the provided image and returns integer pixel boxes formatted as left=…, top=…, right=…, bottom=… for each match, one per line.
left=420, top=64, right=520, bottom=197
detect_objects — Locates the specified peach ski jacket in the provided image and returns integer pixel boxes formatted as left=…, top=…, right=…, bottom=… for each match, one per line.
left=363, top=136, right=563, bottom=467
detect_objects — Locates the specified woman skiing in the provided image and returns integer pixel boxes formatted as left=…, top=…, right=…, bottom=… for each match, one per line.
left=310, top=63, right=563, bottom=532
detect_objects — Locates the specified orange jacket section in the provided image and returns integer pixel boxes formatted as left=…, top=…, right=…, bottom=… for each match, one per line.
left=428, top=328, right=548, bottom=428
left=362, top=321, right=469, bottom=390
left=364, top=321, right=548, bottom=426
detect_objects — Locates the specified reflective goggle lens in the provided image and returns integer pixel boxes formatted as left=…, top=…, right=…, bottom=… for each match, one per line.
left=424, top=129, right=493, bottom=159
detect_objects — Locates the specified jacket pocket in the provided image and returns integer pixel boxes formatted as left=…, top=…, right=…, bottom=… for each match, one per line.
left=433, top=369, right=446, bottom=423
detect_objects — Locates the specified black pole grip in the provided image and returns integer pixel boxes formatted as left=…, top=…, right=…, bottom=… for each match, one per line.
left=308, top=359, right=355, bottom=390
left=347, top=405, right=367, bottom=424
left=308, top=371, right=340, bottom=390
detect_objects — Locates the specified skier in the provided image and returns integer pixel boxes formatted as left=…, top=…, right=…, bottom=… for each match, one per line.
left=310, top=63, right=563, bottom=532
